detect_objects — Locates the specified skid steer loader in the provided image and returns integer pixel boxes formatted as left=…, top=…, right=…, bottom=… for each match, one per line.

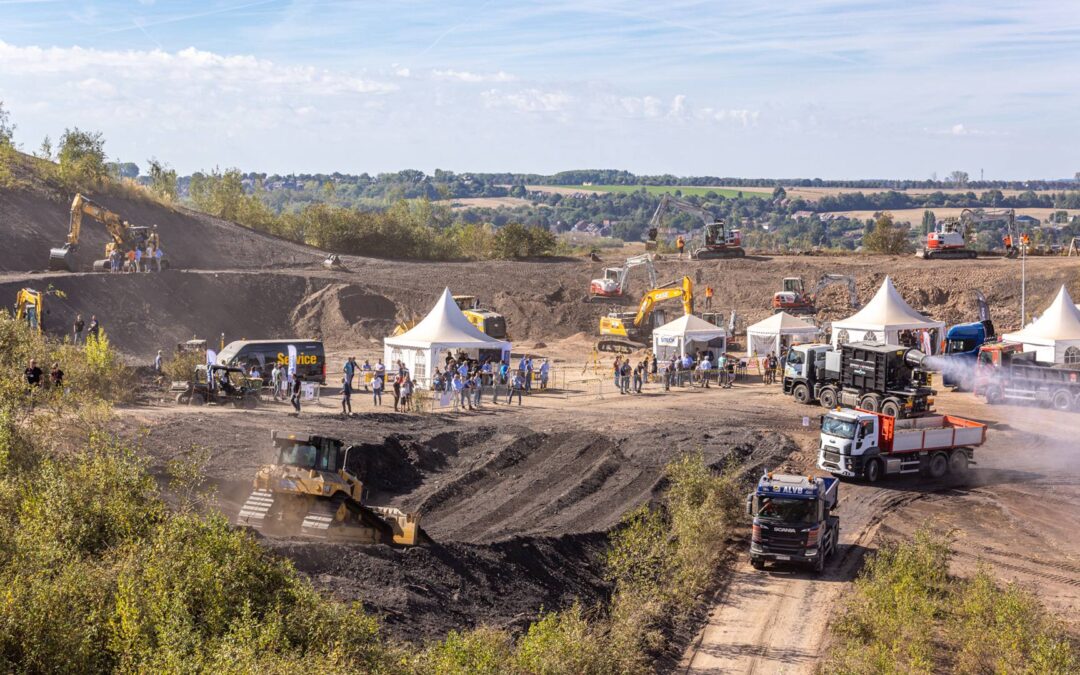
left=237, top=431, right=423, bottom=546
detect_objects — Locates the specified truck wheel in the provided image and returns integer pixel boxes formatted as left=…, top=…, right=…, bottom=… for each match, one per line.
left=244, top=395, right=259, bottom=410
left=859, top=394, right=881, bottom=413
left=814, top=553, right=825, bottom=573
left=1051, top=389, right=1072, bottom=411
left=175, top=392, right=190, bottom=405
left=819, top=387, right=837, bottom=410
left=984, top=385, right=1003, bottom=404
left=190, top=393, right=205, bottom=406
left=750, top=558, right=765, bottom=570
left=927, top=453, right=948, bottom=479
left=792, top=383, right=811, bottom=404
left=880, top=399, right=901, bottom=418
left=863, top=458, right=882, bottom=483
left=948, top=450, right=969, bottom=476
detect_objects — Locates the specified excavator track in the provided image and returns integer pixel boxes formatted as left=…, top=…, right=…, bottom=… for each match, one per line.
left=596, top=339, right=648, bottom=354
left=692, top=247, right=745, bottom=260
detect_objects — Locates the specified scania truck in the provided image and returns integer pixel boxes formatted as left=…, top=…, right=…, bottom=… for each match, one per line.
left=747, top=473, right=840, bottom=573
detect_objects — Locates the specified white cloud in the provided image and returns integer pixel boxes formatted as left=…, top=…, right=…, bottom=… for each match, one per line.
left=480, top=87, right=571, bottom=113
left=76, top=77, right=117, bottom=97
left=394, top=66, right=411, bottom=78
left=697, top=107, right=760, bottom=127
left=952, top=123, right=967, bottom=136
left=433, top=68, right=515, bottom=83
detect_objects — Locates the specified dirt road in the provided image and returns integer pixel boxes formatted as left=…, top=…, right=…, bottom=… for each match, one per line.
left=681, top=388, right=1080, bottom=673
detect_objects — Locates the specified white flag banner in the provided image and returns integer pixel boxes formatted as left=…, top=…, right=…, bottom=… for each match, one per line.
left=287, top=344, right=298, bottom=379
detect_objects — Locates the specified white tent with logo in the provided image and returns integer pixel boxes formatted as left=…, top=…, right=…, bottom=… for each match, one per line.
left=830, top=276, right=945, bottom=353
left=1002, top=286, right=1080, bottom=365
left=384, top=288, right=511, bottom=387
left=746, top=311, right=821, bottom=358
left=651, top=314, right=727, bottom=362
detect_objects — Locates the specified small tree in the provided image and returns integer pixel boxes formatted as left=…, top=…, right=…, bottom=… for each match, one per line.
left=0, top=100, right=14, bottom=146
left=57, top=127, right=108, bottom=187
left=772, top=185, right=787, bottom=201
left=147, top=158, right=178, bottom=201
left=36, top=135, right=53, bottom=161
left=949, top=170, right=969, bottom=187
left=921, top=209, right=936, bottom=236
left=863, top=212, right=912, bottom=254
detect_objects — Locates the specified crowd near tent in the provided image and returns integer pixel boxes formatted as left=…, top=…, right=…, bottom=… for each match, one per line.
left=383, top=288, right=511, bottom=387
left=652, top=314, right=727, bottom=362
left=1002, top=286, right=1080, bottom=365
left=830, top=276, right=945, bottom=354
left=746, top=312, right=821, bottom=358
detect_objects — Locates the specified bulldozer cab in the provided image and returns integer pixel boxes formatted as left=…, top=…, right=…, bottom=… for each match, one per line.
left=273, top=433, right=346, bottom=474
left=782, top=277, right=804, bottom=294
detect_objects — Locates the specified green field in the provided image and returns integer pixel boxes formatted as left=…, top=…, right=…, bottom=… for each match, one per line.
left=544, top=184, right=771, bottom=199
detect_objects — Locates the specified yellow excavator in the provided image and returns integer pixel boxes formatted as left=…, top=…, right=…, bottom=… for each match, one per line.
left=597, top=276, right=694, bottom=353
left=15, top=288, right=45, bottom=334
left=48, top=193, right=164, bottom=272
left=237, top=431, right=423, bottom=546
left=392, top=295, right=508, bottom=339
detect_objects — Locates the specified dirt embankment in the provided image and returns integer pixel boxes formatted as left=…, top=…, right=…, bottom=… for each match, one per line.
left=127, top=407, right=795, bottom=642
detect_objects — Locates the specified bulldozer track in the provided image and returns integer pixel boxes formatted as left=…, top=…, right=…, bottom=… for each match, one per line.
left=953, top=546, right=1080, bottom=588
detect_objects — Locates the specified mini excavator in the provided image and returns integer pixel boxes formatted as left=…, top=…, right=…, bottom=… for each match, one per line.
left=48, top=193, right=165, bottom=272
left=237, top=431, right=423, bottom=546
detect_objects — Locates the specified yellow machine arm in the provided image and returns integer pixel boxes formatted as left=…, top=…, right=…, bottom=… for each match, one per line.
left=633, top=276, right=694, bottom=326
left=64, top=193, right=127, bottom=248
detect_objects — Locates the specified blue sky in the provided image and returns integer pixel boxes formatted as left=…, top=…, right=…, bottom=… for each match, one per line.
left=1, top=0, right=1078, bottom=178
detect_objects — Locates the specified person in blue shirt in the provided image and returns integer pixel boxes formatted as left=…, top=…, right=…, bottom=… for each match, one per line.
left=539, top=359, right=550, bottom=390
left=452, top=373, right=469, bottom=411
left=507, top=372, right=525, bottom=405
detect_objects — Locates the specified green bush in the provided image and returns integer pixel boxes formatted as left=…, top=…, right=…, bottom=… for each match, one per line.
left=418, top=627, right=514, bottom=675
left=57, top=127, right=108, bottom=189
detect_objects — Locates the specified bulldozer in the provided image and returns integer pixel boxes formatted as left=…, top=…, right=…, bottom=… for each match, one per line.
left=237, top=431, right=423, bottom=546
left=772, top=274, right=858, bottom=315
left=453, top=295, right=508, bottom=339
left=49, top=193, right=166, bottom=272
left=597, top=276, right=694, bottom=353
left=14, top=288, right=45, bottom=334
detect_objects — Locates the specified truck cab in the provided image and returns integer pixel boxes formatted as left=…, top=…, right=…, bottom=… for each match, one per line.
left=748, top=473, right=839, bottom=573
left=942, top=320, right=993, bottom=389
left=782, top=343, right=831, bottom=398
left=817, top=410, right=879, bottom=479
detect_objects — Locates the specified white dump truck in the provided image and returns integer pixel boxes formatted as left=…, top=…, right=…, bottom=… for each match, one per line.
left=817, top=409, right=986, bottom=482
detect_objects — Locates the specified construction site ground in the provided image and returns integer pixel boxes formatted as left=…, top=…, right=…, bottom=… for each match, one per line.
left=3, top=185, right=1079, bottom=668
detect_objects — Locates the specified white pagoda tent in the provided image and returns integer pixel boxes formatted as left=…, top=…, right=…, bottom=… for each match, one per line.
left=830, top=277, right=945, bottom=353
left=652, top=314, right=727, bottom=362
left=384, top=288, right=511, bottom=387
left=1002, top=286, right=1080, bottom=365
left=746, top=312, right=821, bottom=358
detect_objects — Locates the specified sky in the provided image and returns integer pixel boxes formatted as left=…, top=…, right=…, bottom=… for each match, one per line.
left=1, top=0, right=1078, bottom=179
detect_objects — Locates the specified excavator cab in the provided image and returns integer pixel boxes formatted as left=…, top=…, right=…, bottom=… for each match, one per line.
left=782, top=278, right=805, bottom=294
left=15, top=288, right=45, bottom=333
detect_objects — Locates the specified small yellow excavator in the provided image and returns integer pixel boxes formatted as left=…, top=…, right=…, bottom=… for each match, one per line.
left=392, top=295, right=508, bottom=339
left=48, top=193, right=164, bottom=272
left=15, top=288, right=44, bottom=334
left=597, top=276, right=694, bottom=353
left=237, top=431, right=423, bottom=546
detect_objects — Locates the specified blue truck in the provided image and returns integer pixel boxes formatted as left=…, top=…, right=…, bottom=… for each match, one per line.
left=747, top=473, right=839, bottom=573
left=942, top=319, right=994, bottom=389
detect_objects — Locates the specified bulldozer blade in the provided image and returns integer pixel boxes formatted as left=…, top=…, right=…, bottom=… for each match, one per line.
left=48, top=246, right=74, bottom=272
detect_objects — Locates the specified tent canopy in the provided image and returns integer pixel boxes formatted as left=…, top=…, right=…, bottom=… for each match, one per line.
left=385, top=288, right=509, bottom=350
left=652, top=314, right=726, bottom=361
left=746, top=312, right=820, bottom=357
left=831, top=276, right=945, bottom=351
left=653, top=313, right=727, bottom=340
left=1003, top=286, right=1080, bottom=345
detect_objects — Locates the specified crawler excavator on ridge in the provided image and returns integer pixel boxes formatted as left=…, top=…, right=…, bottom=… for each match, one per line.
left=772, top=274, right=859, bottom=315
left=48, top=193, right=166, bottom=272
left=650, top=194, right=744, bottom=259
left=237, top=431, right=423, bottom=546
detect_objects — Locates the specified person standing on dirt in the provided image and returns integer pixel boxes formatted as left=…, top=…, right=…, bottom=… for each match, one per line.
left=539, top=359, right=550, bottom=390
left=72, top=314, right=85, bottom=346
left=87, top=316, right=100, bottom=341
left=507, top=371, right=525, bottom=405
left=705, top=286, right=714, bottom=310
left=391, top=375, right=402, bottom=412
left=154, top=350, right=163, bottom=374
left=25, top=359, right=43, bottom=388
left=341, top=374, right=352, bottom=416
left=344, top=357, right=356, bottom=391
left=372, top=372, right=384, bottom=406
left=471, top=371, right=483, bottom=409
left=524, top=357, right=534, bottom=394
left=361, top=359, right=372, bottom=391
left=451, top=372, right=466, bottom=411
left=288, top=376, right=302, bottom=414
left=154, top=246, right=164, bottom=272
left=676, top=235, right=685, bottom=258
left=699, top=353, right=712, bottom=388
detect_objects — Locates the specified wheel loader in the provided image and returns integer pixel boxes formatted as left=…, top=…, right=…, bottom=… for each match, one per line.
left=237, top=431, right=423, bottom=546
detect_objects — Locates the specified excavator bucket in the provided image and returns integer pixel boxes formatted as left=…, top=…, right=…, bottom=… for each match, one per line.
left=48, top=245, right=75, bottom=272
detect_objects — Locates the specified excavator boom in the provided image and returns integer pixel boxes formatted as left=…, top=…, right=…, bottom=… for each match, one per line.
left=596, top=276, right=693, bottom=353
left=49, top=193, right=162, bottom=272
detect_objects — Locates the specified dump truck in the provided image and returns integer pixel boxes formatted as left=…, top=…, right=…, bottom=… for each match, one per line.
left=817, top=409, right=985, bottom=482
left=748, top=473, right=839, bottom=573
left=237, top=431, right=423, bottom=546
left=974, top=342, right=1080, bottom=411
left=784, top=342, right=937, bottom=418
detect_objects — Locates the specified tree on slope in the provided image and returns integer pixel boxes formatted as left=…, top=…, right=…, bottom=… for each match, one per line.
left=864, top=212, right=912, bottom=254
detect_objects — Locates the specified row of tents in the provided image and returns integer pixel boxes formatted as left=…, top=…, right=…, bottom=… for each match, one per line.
left=384, top=278, right=1080, bottom=388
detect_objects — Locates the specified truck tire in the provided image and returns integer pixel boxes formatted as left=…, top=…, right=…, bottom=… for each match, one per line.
left=983, top=385, right=1003, bottom=405
left=859, top=394, right=881, bottom=413
left=1052, top=389, right=1072, bottom=411
left=175, top=392, right=190, bottom=405
left=190, top=392, right=205, bottom=406
left=948, top=450, right=969, bottom=477
left=792, top=383, right=811, bottom=404
left=244, top=395, right=259, bottom=410
left=880, top=398, right=902, bottom=418
left=818, top=387, right=837, bottom=410
left=926, top=452, right=948, bottom=479
left=750, top=558, right=764, bottom=570
left=863, top=458, right=882, bottom=483
left=814, top=552, right=825, bottom=573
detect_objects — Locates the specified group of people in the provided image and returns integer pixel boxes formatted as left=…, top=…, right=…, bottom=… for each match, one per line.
left=71, top=314, right=100, bottom=345
left=109, top=243, right=164, bottom=273
left=430, top=352, right=548, bottom=410
left=616, top=348, right=785, bottom=392
left=24, top=358, right=64, bottom=391
left=612, top=355, right=654, bottom=394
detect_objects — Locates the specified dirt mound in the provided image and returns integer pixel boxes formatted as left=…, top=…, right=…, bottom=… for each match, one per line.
left=0, top=188, right=319, bottom=273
